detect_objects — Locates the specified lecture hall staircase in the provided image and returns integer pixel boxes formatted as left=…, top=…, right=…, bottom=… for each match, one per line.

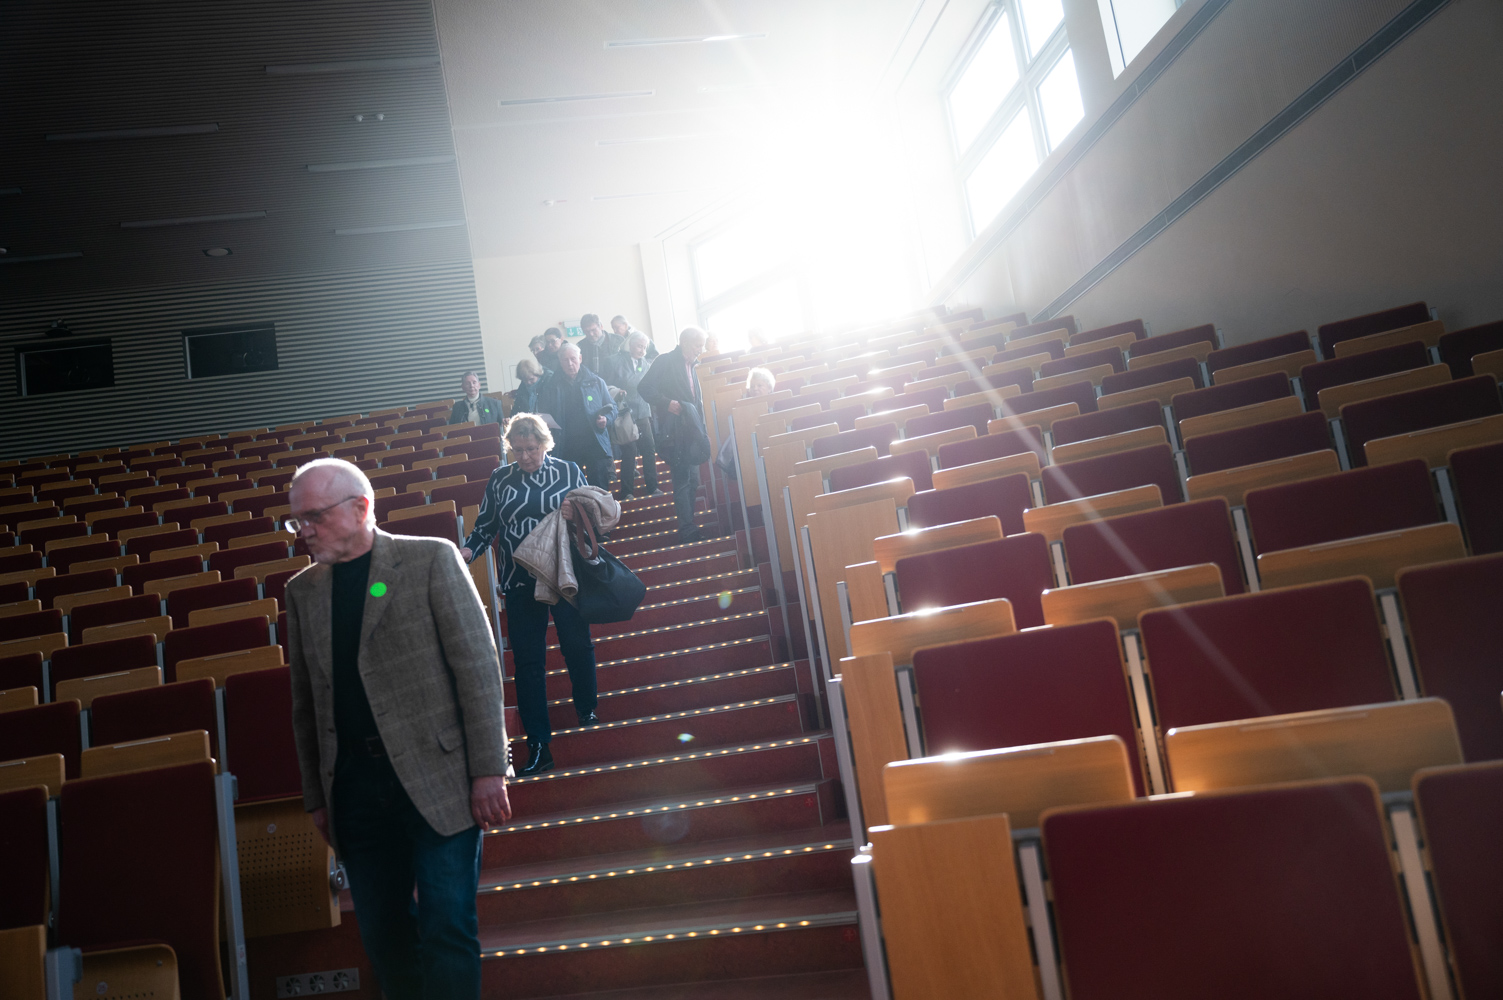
left=475, top=465, right=869, bottom=999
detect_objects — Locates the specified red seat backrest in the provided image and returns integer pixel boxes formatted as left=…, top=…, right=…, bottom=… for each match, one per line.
left=0, top=699, right=81, bottom=778
left=225, top=666, right=303, bottom=802
left=1071, top=319, right=1147, bottom=346
left=0, top=785, right=49, bottom=929
left=1099, top=355, right=1202, bottom=395
left=1398, top=553, right=1503, bottom=762
left=1436, top=319, right=1503, bottom=379
left=70, top=594, right=161, bottom=643
left=120, top=556, right=202, bottom=594
left=905, top=403, right=992, bottom=439
left=0, top=609, right=62, bottom=642
left=1205, top=329, right=1311, bottom=374
left=1001, top=378, right=1098, bottom=417
left=1298, top=340, right=1429, bottom=407
left=431, top=478, right=490, bottom=510
left=1317, top=300, right=1429, bottom=358
left=47, top=540, right=119, bottom=576
left=50, top=635, right=158, bottom=695
left=0, top=651, right=44, bottom=692
left=906, top=475, right=1034, bottom=537
left=1042, top=443, right=1182, bottom=505
left=92, top=678, right=218, bottom=758
left=383, top=511, right=460, bottom=544
left=1038, top=344, right=1126, bottom=379
left=912, top=618, right=1147, bottom=794
left=1450, top=440, right=1503, bottom=555
left=1062, top=498, right=1244, bottom=594
left=953, top=365, right=1035, bottom=397
left=202, top=516, right=276, bottom=548
left=35, top=569, right=116, bottom=610
left=1140, top=577, right=1394, bottom=730
left=894, top=532, right=1052, bottom=630
left=1127, top=322, right=1216, bottom=359
left=1052, top=400, right=1163, bottom=447
left=827, top=451, right=933, bottom=494
left=1171, top=371, right=1290, bottom=422
left=1244, top=458, right=1437, bottom=553
left=166, top=577, right=261, bottom=628
left=124, top=527, right=197, bottom=559
left=937, top=425, right=1046, bottom=469
left=1182, top=410, right=1332, bottom=476
left=1341, top=375, right=1502, bottom=467
left=207, top=540, right=289, bottom=577
left=162, top=618, right=270, bottom=682
left=810, top=423, right=897, bottom=459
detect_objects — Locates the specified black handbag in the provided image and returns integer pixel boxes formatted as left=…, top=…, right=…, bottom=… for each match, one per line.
left=566, top=506, right=646, bottom=624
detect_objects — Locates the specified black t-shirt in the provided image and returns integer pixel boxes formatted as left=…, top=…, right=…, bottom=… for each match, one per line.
left=331, top=550, right=380, bottom=751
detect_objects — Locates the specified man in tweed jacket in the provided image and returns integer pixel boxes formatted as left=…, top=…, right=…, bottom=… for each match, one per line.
left=285, top=457, right=510, bottom=1000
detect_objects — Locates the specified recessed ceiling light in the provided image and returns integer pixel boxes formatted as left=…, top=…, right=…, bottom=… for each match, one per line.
left=265, top=56, right=439, bottom=76
left=604, top=33, right=766, bottom=48
left=334, top=219, right=466, bottom=236
left=307, top=155, right=454, bottom=173
left=0, top=252, right=84, bottom=264
left=46, top=123, right=219, bottom=142
left=203, top=247, right=232, bottom=257
left=120, top=211, right=267, bottom=229
left=542, top=199, right=567, bottom=207
left=352, top=114, right=386, bottom=122
left=499, top=90, right=653, bottom=107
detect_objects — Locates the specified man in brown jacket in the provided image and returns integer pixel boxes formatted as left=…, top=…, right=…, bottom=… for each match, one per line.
left=285, top=458, right=510, bottom=1000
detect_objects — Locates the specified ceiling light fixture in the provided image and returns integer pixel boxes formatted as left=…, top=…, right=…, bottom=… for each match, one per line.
left=46, top=123, right=219, bottom=142
left=120, top=211, right=267, bottom=229
left=265, top=55, right=439, bottom=76
left=334, top=219, right=466, bottom=236
left=0, top=252, right=84, bottom=264
left=595, top=132, right=729, bottom=146
left=604, top=33, right=766, bottom=48
left=499, top=90, right=653, bottom=107
left=307, top=155, right=454, bottom=173
left=542, top=199, right=566, bottom=207
left=203, top=247, right=232, bottom=257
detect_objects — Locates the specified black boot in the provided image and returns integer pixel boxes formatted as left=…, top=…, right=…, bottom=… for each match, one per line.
left=519, top=740, right=554, bottom=776
left=576, top=710, right=599, bottom=727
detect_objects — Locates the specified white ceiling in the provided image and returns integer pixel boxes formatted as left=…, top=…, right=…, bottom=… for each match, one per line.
left=432, top=0, right=927, bottom=259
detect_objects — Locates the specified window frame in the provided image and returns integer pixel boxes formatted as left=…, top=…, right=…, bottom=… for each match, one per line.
left=945, top=0, right=1074, bottom=238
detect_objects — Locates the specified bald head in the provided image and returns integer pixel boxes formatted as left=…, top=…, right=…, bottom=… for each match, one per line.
left=679, top=326, right=707, bottom=362
left=289, top=458, right=376, bottom=563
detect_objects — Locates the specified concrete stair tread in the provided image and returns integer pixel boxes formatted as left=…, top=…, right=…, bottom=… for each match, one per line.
left=479, top=888, right=859, bottom=952
left=544, top=661, right=799, bottom=708
left=481, top=826, right=853, bottom=890
left=539, top=970, right=869, bottom=1000
left=493, top=777, right=829, bottom=834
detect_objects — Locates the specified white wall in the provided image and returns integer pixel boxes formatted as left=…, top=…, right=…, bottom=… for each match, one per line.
left=471, top=243, right=652, bottom=393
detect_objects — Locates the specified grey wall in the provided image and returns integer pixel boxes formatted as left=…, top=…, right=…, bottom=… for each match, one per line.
left=0, top=259, right=486, bottom=458
left=939, top=0, right=1503, bottom=344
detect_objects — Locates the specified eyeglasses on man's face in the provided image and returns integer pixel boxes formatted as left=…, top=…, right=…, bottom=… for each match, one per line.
left=286, top=495, right=362, bottom=534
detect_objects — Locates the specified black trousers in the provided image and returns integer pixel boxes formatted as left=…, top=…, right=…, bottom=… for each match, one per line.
left=503, top=585, right=597, bottom=743
left=617, top=419, right=659, bottom=495
left=561, top=444, right=613, bottom=492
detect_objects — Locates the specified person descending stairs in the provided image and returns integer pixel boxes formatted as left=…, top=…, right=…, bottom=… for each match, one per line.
left=476, top=458, right=870, bottom=998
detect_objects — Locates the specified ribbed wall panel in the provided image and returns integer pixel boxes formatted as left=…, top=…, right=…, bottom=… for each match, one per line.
left=0, top=259, right=485, bottom=458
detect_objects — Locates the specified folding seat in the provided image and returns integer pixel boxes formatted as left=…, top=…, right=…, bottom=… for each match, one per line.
left=382, top=509, right=460, bottom=543
left=201, top=514, right=274, bottom=548
left=1038, top=345, right=1126, bottom=381
left=0, top=651, right=44, bottom=693
left=1397, top=553, right=1503, bottom=761
left=1244, top=458, right=1437, bottom=554
left=1435, top=318, right=1503, bottom=379
left=19, top=520, right=88, bottom=548
left=0, top=786, right=48, bottom=944
left=231, top=491, right=291, bottom=519
left=1443, top=440, right=1503, bottom=556
left=1062, top=498, right=1244, bottom=593
left=36, top=482, right=94, bottom=504
left=57, top=760, right=223, bottom=1000
left=890, top=385, right=949, bottom=413
left=69, top=594, right=162, bottom=644
left=893, top=532, right=1052, bottom=628
left=163, top=616, right=271, bottom=683
left=442, top=455, right=500, bottom=484
left=1043, top=778, right=1427, bottom=1000
left=34, top=569, right=117, bottom=610
left=207, top=540, right=289, bottom=578
left=1318, top=300, right=1429, bottom=357
left=49, top=634, right=160, bottom=701
left=92, top=677, right=219, bottom=759
left=120, top=555, right=202, bottom=594
left=444, top=437, right=502, bottom=463
left=166, top=577, right=260, bottom=628
left=88, top=510, right=158, bottom=539
left=1181, top=410, right=1330, bottom=476
left=0, top=700, right=82, bottom=777
left=1300, top=340, right=1431, bottom=411
left=372, top=491, right=425, bottom=522
left=1170, top=371, right=1290, bottom=424
left=828, top=451, right=933, bottom=493
left=0, top=609, right=62, bottom=643
left=789, top=409, right=852, bottom=433
left=254, top=468, right=297, bottom=489
left=904, top=402, right=992, bottom=440
left=192, top=476, right=253, bottom=502
left=46, top=539, right=119, bottom=575
left=1051, top=400, right=1163, bottom=448
left=123, top=526, right=197, bottom=560
left=952, top=364, right=1036, bottom=397
left=1342, top=375, right=1501, bottom=467
left=1141, top=577, right=1395, bottom=732
left=936, top=424, right=1046, bottom=470
left=1097, top=356, right=1203, bottom=397
left=1126, top=322, right=1216, bottom=362
left=1009, top=315, right=1078, bottom=340
left=431, top=478, right=490, bottom=511
left=1043, top=443, right=1181, bottom=505
left=1205, top=329, right=1313, bottom=376
left=989, top=340, right=1065, bottom=368
left=907, top=459, right=1035, bottom=531
left=0, top=550, right=42, bottom=574
left=810, top=423, right=897, bottom=459
left=1071, top=319, right=1146, bottom=346
left=1001, top=379, right=1099, bottom=419
left=1412, top=762, right=1503, bottom=999
left=158, top=499, right=230, bottom=526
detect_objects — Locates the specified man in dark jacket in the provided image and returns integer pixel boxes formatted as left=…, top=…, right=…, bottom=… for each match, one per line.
left=578, top=313, right=624, bottom=374
left=535, top=342, right=617, bottom=489
left=602, top=330, right=661, bottom=499
left=539, top=328, right=565, bottom=373
left=448, top=371, right=505, bottom=429
left=637, top=326, right=708, bottom=542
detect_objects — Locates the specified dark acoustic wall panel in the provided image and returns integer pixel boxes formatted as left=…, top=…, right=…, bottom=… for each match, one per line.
left=16, top=341, right=117, bottom=396
left=0, top=259, right=484, bottom=458
left=184, top=324, right=279, bottom=380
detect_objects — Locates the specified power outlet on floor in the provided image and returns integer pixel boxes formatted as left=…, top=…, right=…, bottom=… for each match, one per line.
left=275, top=968, right=360, bottom=996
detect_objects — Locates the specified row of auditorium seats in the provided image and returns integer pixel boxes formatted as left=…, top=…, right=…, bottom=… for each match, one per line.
left=697, top=301, right=1502, bottom=1000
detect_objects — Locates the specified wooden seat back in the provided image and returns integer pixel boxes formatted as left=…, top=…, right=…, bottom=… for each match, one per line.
left=0, top=753, right=64, bottom=797
left=1257, top=520, right=1465, bottom=591
left=80, top=728, right=213, bottom=779
left=1021, top=483, right=1163, bottom=546
left=1184, top=448, right=1340, bottom=509
left=1317, top=363, right=1450, bottom=418
left=1042, top=562, right=1224, bottom=629
left=176, top=644, right=286, bottom=687
left=849, top=597, right=1016, bottom=666
left=1363, top=413, right=1503, bottom=469
left=54, top=666, right=162, bottom=710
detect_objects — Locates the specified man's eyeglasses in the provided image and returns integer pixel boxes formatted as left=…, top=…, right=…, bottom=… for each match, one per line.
left=285, top=495, right=362, bottom=534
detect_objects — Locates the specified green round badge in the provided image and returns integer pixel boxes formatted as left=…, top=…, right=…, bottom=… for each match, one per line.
left=369, top=582, right=388, bottom=597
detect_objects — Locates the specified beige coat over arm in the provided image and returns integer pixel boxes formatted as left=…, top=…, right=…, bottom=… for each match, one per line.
left=285, top=529, right=509, bottom=845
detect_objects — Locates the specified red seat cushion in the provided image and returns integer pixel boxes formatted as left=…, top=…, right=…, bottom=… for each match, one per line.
left=0, top=785, right=49, bottom=929
left=1062, top=498, right=1244, bottom=594
left=827, top=451, right=933, bottom=493
left=1244, top=459, right=1437, bottom=552
left=1182, top=410, right=1332, bottom=476
left=937, top=425, right=1046, bottom=469
left=1206, top=330, right=1311, bottom=374
left=1052, top=400, right=1162, bottom=447
left=1341, top=375, right=1502, bottom=467
left=1171, top=372, right=1290, bottom=422
left=1042, top=444, right=1182, bottom=505
left=225, top=667, right=303, bottom=802
left=91, top=678, right=218, bottom=758
left=1127, top=322, right=1216, bottom=359
left=1450, top=440, right=1503, bottom=555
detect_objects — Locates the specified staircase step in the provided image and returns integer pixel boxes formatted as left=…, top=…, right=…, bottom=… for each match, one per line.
left=488, top=777, right=839, bottom=866
left=632, top=552, right=742, bottom=587
left=642, top=568, right=760, bottom=604
left=478, top=827, right=854, bottom=926
left=502, top=732, right=836, bottom=818
left=608, top=510, right=716, bottom=540
left=541, top=588, right=763, bottom=639
left=505, top=612, right=772, bottom=671
left=621, top=537, right=737, bottom=570
left=539, top=662, right=800, bottom=730
left=509, top=637, right=777, bottom=703
left=511, top=695, right=806, bottom=767
left=537, top=970, right=869, bottom=1000
left=478, top=890, right=863, bottom=999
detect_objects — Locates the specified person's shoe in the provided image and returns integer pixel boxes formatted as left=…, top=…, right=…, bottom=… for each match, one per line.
left=576, top=710, right=600, bottom=727
left=679, top=529, right=704, bottom=544
left=649, top=488, right=666, bottom=497
left=619, top=492, right=635, bottom=502
left=519, top=741, right=554, bottom=776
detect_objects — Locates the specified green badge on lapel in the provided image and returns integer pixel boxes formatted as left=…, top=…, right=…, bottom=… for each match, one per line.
left=587, top=394, right=595, bottom=402
left=370, top=582, right=388, bottom=597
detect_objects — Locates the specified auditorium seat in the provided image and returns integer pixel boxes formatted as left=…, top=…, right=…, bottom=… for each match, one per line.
left=1072, top=319, right=1147, bottom=346
left=1128, top=322, right=1216, bottom=360
left=0, top=785, right=49, bottom=930
left=0, top=609, right=62, bottom=643
left=125, top=527, right=197, bottom=560
left=0, top=652, right=44, bottom=695
left=906, top=473, right=1033, bottom=536
left=166, top=577, right=261, bottom=628
left=1340, top=375, right=1502, bottom=466
left=163, top=617, right=270, bottom=683
left=1140, top=578, right=1395, bottom=731
left=1051, top=399, right=1163, bottom=447
left=0, top=700, right=82, bottom=778
left=1062, top=498, right=1244, bottom=593
left=380, top=509, right=460, bottom=543
left=912, top=619, right=1147, bottom=793
left=1171, top=371, right=1290, bottom=424
left=893, top=534, right=1050, bottom=627
left=92, top=678, right=219, bottom=760
left=936, top=425, right=1046, bottom=468
left=1300, top=341, right=1430, bottom=410
left=430, top=477, right=489, bottom=510
left=208, top=540, right=291, bottom=578
left=1042, top=444, right=1182, bottom=505
left=46, top=541, right=119, bottom=576
left=1043, top=778, right=1426, bottom=1000
left=1243, top=459, right=1438, bottom=552
left=120, top=555, right=203, bottom=594
left=1205, top=330, right=1312, bottom=375
left=58, top=760, right=223, bottom=1000
left=34, top=569, right=116, bottom=612
left=904, top=403, right=992, bottom=439
left=1412, top=761, right=1503, bottom=999
left=810, top=423, right=896, bottom=459
left=952, top=364, right=1034, bottom=396
left=1436, top=319, right=1503, bottom=378
left=1397, top=553, right=1503, bottom=761
left=1318, top=300, right=1430, bottom=357
left=829, top=451, right=934, bottom=494
left=1449, top=440, right=1503, bottom=554
left=373, top=491, right=425, bottom=521
left=1000, top=379, right=1098, bottom=418
left=1182, top=410, right=1331, bottom=475
left=1039, top=345, right=1126, bottom=379
left=50, top=635, right=160, bottom=700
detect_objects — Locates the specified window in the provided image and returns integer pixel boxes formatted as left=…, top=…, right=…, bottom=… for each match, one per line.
left=691, top=221, right=789, bottom=303
left=703, top=277, right=806, bottom=347
left=1100, top=0, right=1180, bottom=76
left=946, top=2, right=1084, bottom=234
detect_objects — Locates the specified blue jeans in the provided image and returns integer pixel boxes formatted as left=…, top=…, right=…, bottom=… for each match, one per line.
left=332, top=752, right=482, bottom=1000
left=504, top=585, right=598, bottom=743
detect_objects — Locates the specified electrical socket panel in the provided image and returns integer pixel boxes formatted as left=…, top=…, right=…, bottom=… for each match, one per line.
left=275, top=968, right=360, bottom=996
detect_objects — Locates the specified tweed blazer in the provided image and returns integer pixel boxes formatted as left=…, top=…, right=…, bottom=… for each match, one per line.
left=285, top=529, right=509, bottom=845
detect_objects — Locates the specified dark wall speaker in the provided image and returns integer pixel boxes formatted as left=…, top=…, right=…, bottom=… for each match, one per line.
left=16, top=340, right=116, bottom=395
left=183, top=323, right=278, bottom=379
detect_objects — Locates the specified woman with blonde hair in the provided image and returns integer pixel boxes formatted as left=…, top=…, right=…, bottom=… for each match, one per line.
left=744, top=367, right=776, bottom=397
left=512, top=356, right=548, bottom=415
